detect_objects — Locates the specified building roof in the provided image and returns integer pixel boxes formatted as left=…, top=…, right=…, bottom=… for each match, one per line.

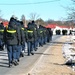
left=3, top=21, right=9, bottom=27
left=45, top=24, right=73, bottom=29
left=45, top=24, right=57, bottom=28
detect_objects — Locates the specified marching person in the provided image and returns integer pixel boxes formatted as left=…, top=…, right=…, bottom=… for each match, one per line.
left=39, top=25, right=44, bottom=47
left=0, top=22, right=5, bottom=51
left=30, top=21, right=38, bottom=51
left=21, top=23, right=28, bottom=54
left=49, top=28, right=53, bottom=41
left=47, top=28, right=53, bottom=42
left=19, top=21, right=26, bottom=57
left=4, top=17, right=19, bottom=67
left=27, top=22, right=34, bottom=56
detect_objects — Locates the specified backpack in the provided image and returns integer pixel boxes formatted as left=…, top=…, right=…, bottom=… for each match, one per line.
left=27, top=30, right=33, bottom=39
left=6, top=27, right=16, bottom=40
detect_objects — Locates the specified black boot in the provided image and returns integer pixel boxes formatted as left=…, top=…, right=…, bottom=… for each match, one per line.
left=31, top=51, right=34, bottom=55
left=31, top=53, right=34, bottom=55
left=12, top=60, right=19, bottom=66
left=8, top=61, right=12, bottom=68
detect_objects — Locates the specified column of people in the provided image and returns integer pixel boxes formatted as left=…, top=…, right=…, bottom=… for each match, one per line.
left=0, top=17, right=53, bottom=68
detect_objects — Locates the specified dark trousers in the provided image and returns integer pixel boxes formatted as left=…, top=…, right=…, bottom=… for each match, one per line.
left=22, top=43, right=25, bottom=51
left=0, top=39, right=4, bottom=50
left=22, top=42, right=27, bottom=52
left=34, top=40, right=38, bottom=51
left=16, top=45, right=21, bottom=60
left=7, top=45, right=17, bottom=63
left=27, top=41, right=34, bottom=56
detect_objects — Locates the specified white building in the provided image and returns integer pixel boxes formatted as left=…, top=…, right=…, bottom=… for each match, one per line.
left=45, top=24, right=74, bottom=35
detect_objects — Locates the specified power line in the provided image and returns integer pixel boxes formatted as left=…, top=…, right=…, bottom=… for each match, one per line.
left=0, top=0, right=60, bottom=5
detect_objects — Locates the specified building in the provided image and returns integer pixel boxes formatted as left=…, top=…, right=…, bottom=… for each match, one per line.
left=3, top=21, right=9, bottom=27
left=45, top=24, right=74, bottom=35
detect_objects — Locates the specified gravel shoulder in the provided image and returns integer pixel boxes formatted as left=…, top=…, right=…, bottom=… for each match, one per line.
left=27, top=36, right=75, bottom=75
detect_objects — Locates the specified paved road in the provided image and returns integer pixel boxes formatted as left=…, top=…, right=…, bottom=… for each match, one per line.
left=0, top=35, right=61, bottom=75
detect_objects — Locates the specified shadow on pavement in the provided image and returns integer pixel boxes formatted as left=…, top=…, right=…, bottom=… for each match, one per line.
left=0, top=64, right=8, bottom=68
left=0, top=52, right=7, bottom=54
left=0, top=54, right=7, bottom=56
left=34, top=52, right=54, bottom=56
left=0, top=62, right=8, bottom=68
left=0, top=58, right=8, bottom=61
left=51, top=62, right=74, bottom=67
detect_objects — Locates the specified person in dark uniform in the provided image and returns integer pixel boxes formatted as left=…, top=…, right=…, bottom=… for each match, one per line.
left=38, top=25, right=44, bottom=47
left=19, top=21, right=26, bottom=57
left=46, top=28, right=50, bottom=43
left=4, top=17, right=19, bottom=67
left=27, top=22, right=34, bottom=56
left=42, top=26, right=47, bottom=45
left=21, top=23, right=28, bottom=54
left=47, top=28, right=53, bottom=42
left=36, top=25, right=40, bottom=47
left=0, top=22, right=4, bottom=51
left=14, top=20, right=25, bottom=62
left=30, top=21, right=38, bottom=51
left=49, top=28, right=53, bottom=41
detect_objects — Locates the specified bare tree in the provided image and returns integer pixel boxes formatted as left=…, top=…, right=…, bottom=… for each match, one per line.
left=71, top=0, right=75, bottom=2
left=21, top=14, right=27, bottom=27
left=46, top=19, right=55, bottom=24
left=29, top=12, right=39, bottom=21
left=0, top=10, right=3, bottom=20
left=66, top=0, right=75, bottom=21
left=36, top=18, right=46, bottom=26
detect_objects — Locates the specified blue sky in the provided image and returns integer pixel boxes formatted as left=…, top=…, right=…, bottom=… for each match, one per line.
left=0, top=0, right=73, bottom=21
